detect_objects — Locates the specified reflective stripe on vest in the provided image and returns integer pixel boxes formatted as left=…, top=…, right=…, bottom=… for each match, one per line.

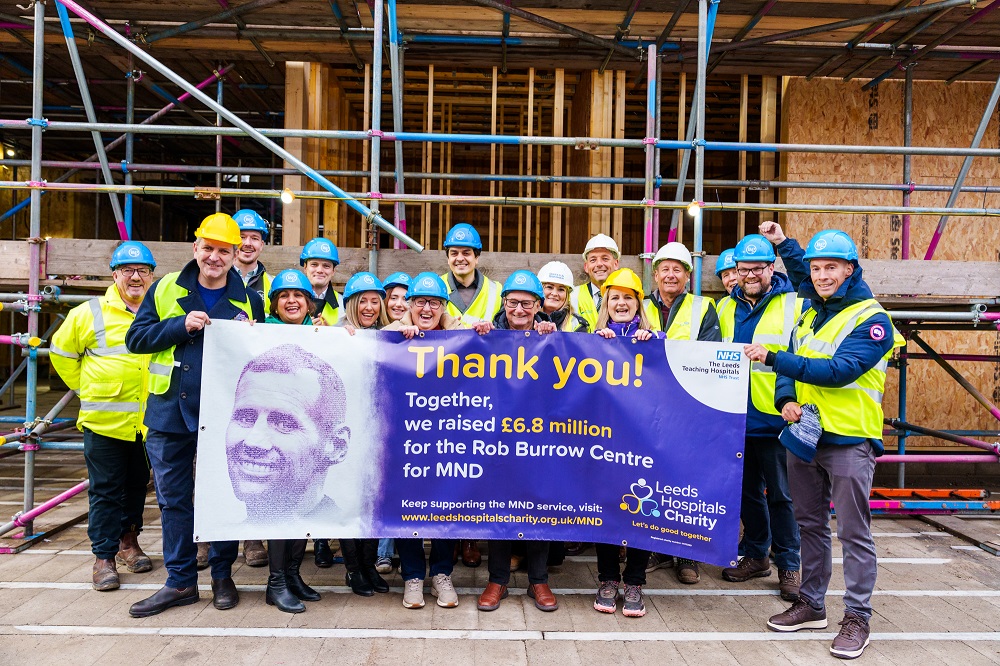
left=644, top=294, right=712, bottom=341
left=792, top=298, right=904, bottom=438
left=79, top=400, right=141, bottom=413
left=570, top=284, right=598, bottom=331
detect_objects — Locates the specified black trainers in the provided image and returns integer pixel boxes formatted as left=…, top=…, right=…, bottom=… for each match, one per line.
left=767, top=598, right=828, bottom=632
left=830, top=612, right=870, bottom=659
left=722, top=556, right=771, bottom=582
left=622, top=584, right=646, bottom=618
left=593, top=580, right=618, bottom=613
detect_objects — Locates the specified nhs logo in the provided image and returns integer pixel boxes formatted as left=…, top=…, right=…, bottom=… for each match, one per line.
left=716, top=350, right=741, bottom=361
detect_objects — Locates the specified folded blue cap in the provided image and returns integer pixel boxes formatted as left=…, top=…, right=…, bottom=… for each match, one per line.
left=779, top=403, right=823, bottom=463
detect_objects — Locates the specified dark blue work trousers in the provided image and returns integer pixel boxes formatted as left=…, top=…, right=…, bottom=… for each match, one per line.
left=82, top=428, right=150, bottom=559
left=396, top=538, right=456, bottom=581
left=740, top=435, right=801, bottom=571
left=145, top=429, right=237, bottom=588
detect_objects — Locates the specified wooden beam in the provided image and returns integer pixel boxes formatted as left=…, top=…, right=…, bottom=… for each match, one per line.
left=550, top=68, right=565, bottom=254
left=612, top=69, right=625, bottom=248
left=282, top=61, right=308, bottom=246
left=760, top=75, right=778, bottom=230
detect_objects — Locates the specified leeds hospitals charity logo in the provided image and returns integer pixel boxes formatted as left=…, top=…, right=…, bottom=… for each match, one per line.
left=620, top=478, right=661, bottom=517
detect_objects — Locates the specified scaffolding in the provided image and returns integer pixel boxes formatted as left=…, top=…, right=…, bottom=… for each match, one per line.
left=0, top=0, right=999, bottom=548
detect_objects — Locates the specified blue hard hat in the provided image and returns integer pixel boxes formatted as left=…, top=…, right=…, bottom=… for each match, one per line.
left=343, top=272, right=386, bottom=301
left=109, top=241, right=156, bottom=270
left=443, top=223, right=482, bottom=251
left=383, top=271, right=412, bottom=292
left=715, top=248, right=736, bottom=276
left=300, top=237, right=340, bottom=266
left=268, top=269, right=313, bottom=299
left=233, top=209, right=270, bottom=241
left=406, top=272, right=449, bottom=301
left=502, top=270, right=544, bottom=301
left=804, top=229, right=859, bottom=262
left=733, top=234, right=776, bottom=263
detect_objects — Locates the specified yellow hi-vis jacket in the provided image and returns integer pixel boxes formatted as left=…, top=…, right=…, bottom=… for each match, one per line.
left=643, top=292, right=716, bottom=340
left=50, top=285, right=149, bottom=441
left=718, top=291, right=804, bottom=415
left=569, top=283, right=600, bottom=332
left=791, top=298, right=905, bottom=439
left=442, top=270, right=503, bottom=324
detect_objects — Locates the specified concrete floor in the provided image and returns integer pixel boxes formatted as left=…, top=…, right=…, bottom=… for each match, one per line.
left=1, top=388, right=999, bottom=664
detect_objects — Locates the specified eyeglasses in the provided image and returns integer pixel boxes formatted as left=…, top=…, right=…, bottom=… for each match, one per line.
left=117, top=267, right=152, bottom=277
left=504, top=298, right=536, bottom=311
left=412, top=298, right=442, bottom=310
left=736, top=266, right=768, bottom=277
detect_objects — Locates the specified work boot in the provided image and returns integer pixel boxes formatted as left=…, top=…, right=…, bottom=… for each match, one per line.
left=196, top=542, right=210, bottom=570
left=830, top=612, right=871, bottom=659
left=722, top=556, right=771, bottom=582
left=767, top=598, right=828, bottom=632
left=346, top=571, right=375, bottom=597
left=675, top=558, right=700, bottom=584
left=778, top=569, right=800, bottom=601
left=211, top=577, right=240, bottom=610
left=128, top=585, right=198, bottom=618
left=285, top=539, right=320, bottom=602
left=314, top=539, right=334, bottom=568
left=92, top=557, right=120, bottom=591
left=116, top=531, right=152, bottom=573
left=645, top=553, right=673, bottom=573
left=461, top=540, right=482, bottom=567
left=265, top=540, right=305, bottom=614
left=476, top=582, right=508, bottom=611
left=243, top=540, right=268, bottom=567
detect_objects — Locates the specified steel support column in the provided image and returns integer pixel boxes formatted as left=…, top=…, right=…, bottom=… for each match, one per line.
left=369, top=0, right=385, bottom=270
left=641, top=44, right=656, bottom=291
left=692, top=0, right=712, bottom=294
left=387, top=0, right=407, bottom=249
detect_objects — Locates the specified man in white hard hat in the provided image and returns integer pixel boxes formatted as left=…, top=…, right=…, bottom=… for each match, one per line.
left=642, top=242, right=721, bottom=342
left=570, top=234, right=620, bottom=332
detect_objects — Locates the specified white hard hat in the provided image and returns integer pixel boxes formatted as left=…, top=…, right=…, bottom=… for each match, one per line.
left=652, top=242, right=693, bottom=272
left=537, top=261, right=575, bottom=289
left=582, top=233, right=620, bottom=260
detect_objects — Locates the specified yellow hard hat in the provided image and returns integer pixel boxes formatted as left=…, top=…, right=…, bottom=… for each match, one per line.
left=194, top=213, right=242, bottom=246
left=601, top=267, right=644, bottom=299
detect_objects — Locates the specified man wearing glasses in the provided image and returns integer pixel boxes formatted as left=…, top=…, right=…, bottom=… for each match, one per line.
left=716, top=232, right=805, bottom=602
left=50, top=241, right=158, bottom=592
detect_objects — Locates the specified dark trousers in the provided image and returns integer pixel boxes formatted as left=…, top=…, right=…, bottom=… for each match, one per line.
left=740, top=435, right=801, bottom=570
left=145, top=429, right=237, bottom=588
left=487, top=540, right=549, bottom=586
left=596, top=543, right=649, bottom=586
left=396, top=538, right=456, bottom=581
left=83, top=428, right=150, bottom=559
left=341, top=538, right=378, bottom=573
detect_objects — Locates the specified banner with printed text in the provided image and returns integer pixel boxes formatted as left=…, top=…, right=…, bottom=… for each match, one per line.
left=194, top=320, right=750, bottom=566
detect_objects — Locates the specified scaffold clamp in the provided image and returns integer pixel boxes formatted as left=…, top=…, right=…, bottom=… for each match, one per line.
left=26, top=117, right=48, bottom=129
left=120, top=160, right=130, bottom=174
left=642, top=137, right=657, bottom=145
left=369, top=129, right=385, bottom=138
left=692, top=138, right=706, bottom=147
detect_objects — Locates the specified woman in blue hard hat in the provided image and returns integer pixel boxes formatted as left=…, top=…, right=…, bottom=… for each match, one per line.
left=592, top=268, right=663, bottom=620
left=382, top=271, right=411, bottom=324
left=332, top=272, right=391, bottom=596
left=257, top=269, right=324, bottom=614
left=300, top=238, right=342, bottom=326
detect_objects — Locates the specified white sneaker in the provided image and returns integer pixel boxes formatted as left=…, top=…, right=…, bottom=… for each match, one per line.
left=431, top=573, right=459, bottom=608
left=403, top=578, right=425, bottom=609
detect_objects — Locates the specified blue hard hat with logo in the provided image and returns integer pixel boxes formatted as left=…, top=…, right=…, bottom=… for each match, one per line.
left=804, top=229, right=859, bottom=262
left=733, top=234, right=776, bottom=263
left=344, top=271, right=386, bottom=301
left=502, top=270, right=544, bottom=301
left=233, top=209, right=270, bottom=241
left=383, top=271, right=412, bottom=292
left=406, top=272, right=449, bottom=301
left=109, top=241, right=156, bottom=270
left=268, top=269, right=313, bottom=299
left=715, top=248, right=736, bottom=276
left=443, top=223, right=482, bottom=251
left=300, top=237, right=340, bottom=266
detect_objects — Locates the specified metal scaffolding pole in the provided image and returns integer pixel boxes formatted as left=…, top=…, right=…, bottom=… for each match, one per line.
left=125, top=58, right=135, bottom=237
left=369, top=0, right=385, bottom=271
left=53, top=0, right=422, bottom=251
left=387, top=0, right=408, bottom=249
left=641, top=44, right=656, bottom=291
left=902, top=65, right=913, bottom=260
left=692, top=0, right=711, bottom=294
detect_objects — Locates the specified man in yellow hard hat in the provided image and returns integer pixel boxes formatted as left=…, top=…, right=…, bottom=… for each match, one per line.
left=570, top=233, right=620, bottom=331
left=125, top=212, right=265, bottom=618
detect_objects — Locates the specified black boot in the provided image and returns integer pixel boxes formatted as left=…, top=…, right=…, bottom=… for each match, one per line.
left=360, top=538, right=389, bottom=593
left=345, top=570, right=375, bottom=596
left=314, top=539, right=333, bottom=568
left=342, top=539, right=374, bottom=596
left=266, top=540, right=305, bottom=614
left=286, top=539, right=321, bottom=602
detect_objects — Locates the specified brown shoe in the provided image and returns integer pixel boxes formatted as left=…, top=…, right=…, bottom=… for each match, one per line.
left=461, top=540, right=481, bottom=568
left=196, top=542, right=210, bottom=570
left=476, top=582, right=508, bottom=611
left=675, top=558, right=700, bottom=584
left=527, top=583, right=558, bottom=612
left=510, top=554, right=523, bottom=571
left=722, top=556, right=771, bottom=583
left=767, top=598, right=828, bottom=632
left=830, top=612, right=870, bottom=659
left=778, top=569, right=800, bottom=602
left=116, top=531, right=152, bottom=573
left=243, top=540, right=268, bottom=567
left=92, top=557, right=120, bottom=591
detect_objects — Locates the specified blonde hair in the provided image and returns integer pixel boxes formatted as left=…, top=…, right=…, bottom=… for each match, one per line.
left=595, top=286, right=652, bottom=331
left=344, top=292, right=389, bottom=329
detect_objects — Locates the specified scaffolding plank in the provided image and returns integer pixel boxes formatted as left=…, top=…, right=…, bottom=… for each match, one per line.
left=919, top=514, right=1000, bottom=555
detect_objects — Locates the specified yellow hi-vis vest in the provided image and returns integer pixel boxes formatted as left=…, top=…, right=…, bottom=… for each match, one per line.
left=791, top=298, right=904, bottom=439
left=569, top=283, right=599, bottom=331
left=315, top=291, right=342, bottom=325
left=718, top=291, right=804, bottom=415
left=147, top=272, right=255, bottom=395
left=49, top=285, right=149, bottom=441
left=442, top=271, right=503, bottom=325
left=643, top=293, right=715, bottom=340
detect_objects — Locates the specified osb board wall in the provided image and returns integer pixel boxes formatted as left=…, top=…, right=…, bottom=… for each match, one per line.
left=782, top=77, right=1000, bottom=448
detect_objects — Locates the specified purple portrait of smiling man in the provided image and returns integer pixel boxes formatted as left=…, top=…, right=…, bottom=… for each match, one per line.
left=225, top=343, right=351, bottom=525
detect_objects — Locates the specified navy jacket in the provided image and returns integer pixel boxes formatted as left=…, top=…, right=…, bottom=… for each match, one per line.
left=729, top=270, right=798, bottom=438
left=772, top=264, right=894, bottom=453
left=775, top=237, right=810, bottom=290
left=126, top=260, right=265, bottom=434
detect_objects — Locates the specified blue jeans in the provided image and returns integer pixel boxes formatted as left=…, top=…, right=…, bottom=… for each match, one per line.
left=145, top=429, right=237, bottom=588
left=378, top=538, right=394, bottom=559
left=395, top=538, right=455, bottom=581
left=740, top=435, right=800, bottom=571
